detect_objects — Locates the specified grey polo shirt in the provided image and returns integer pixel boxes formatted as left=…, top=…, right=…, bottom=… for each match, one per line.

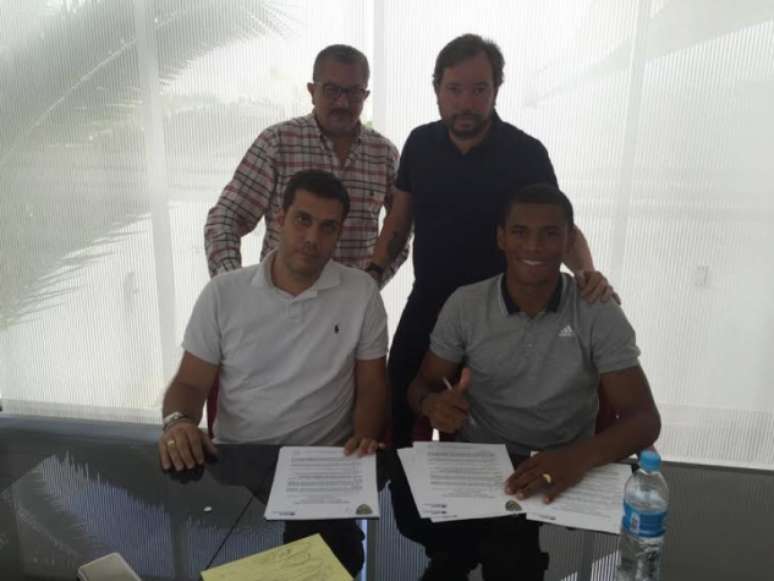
left=429, top=273, right=640, bottom=455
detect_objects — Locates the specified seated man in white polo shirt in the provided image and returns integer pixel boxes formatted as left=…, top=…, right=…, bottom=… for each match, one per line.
left=404, top=183, right=661, bottom=581
left=157, top=169, right=388, bottom=576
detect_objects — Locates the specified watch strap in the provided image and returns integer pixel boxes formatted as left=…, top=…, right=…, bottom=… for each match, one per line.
left=162, top=411, right=193, bottom=431
left=365, top=262, right=385, bottom=276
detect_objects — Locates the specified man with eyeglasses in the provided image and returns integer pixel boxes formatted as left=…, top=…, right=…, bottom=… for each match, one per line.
left=205, top=44, right=408, bottom=284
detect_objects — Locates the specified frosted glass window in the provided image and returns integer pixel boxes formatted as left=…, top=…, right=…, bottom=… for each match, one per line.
left=2, top=0, right=773, bottom=468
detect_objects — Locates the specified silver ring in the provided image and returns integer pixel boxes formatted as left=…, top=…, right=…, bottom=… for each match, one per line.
left=166, top=440, right=176, bottom=447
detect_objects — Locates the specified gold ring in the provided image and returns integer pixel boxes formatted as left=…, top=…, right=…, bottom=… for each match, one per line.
left=167, top=440, right=176, bottom=447
left=542, top=473, right=552, bottom=485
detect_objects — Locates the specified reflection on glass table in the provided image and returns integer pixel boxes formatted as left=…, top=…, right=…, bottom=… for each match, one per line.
left=0, top=416, right=254, bottom=581
left=2, top=416, right=773, bottom=581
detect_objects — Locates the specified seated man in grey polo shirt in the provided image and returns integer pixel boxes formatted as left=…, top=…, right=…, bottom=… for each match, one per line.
left=406, top=183, right=661, bottom=581
left=157, top=169, right=388, bottom=576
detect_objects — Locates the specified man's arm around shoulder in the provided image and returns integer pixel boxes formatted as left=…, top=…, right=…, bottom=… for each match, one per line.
left=565, top=227, right=620, bottom=304
left=204, top=130, right=279, bottom=277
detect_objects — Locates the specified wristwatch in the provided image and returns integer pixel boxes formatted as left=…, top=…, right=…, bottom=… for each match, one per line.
left=365, top=262, right=385, bottom=280
left=162, top=411, right=193, bottom=431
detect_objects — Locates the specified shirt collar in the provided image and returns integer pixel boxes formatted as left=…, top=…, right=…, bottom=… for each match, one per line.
left=478, top=109, right=503, bottom=150
left=307, top=111, right=363, bottom=144
left=500, top=273, right=563, bottom=315
left=252, top=250, right=341, bottom=296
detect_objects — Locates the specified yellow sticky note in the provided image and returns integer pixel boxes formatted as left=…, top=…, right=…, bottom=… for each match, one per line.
left=200, top=534, right=352, bottom=581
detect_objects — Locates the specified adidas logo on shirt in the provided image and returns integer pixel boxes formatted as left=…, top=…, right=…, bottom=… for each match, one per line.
left=558, top=325, right=575, bottom=338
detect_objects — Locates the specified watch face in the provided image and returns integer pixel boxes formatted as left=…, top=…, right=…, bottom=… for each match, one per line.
left=163, top=412, right=186, bottom=429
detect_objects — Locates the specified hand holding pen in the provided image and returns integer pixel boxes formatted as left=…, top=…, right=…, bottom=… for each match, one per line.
left=420, top=368, right=471, bottom=434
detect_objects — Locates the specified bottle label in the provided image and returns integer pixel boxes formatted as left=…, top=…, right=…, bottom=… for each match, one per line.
left=622, top=504, right=666, bottom=538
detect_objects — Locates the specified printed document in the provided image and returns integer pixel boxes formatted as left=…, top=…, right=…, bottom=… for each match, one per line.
left=519, top=462, right=631, bottom=533
left=265, top=446, right=379, bottom=520
left=407, top=442, right=522, bottom=521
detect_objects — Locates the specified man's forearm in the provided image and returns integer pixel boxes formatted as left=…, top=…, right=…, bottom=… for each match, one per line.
left=407, top=375, right=442, bottom=417
left=372, top=221, right=411, bottom=270
left=353, top=384, right=388, bottom=440
left=204, top=229, right=243, bottom=277
left=204, top=181, right=268, bottom=277
left=370, top=191, right=412, bottom=270
left=575, top=408, right=661, bottom=469
left=564, top=226, right=595, bottom=273
left=162, top=381, right=209, bottom=425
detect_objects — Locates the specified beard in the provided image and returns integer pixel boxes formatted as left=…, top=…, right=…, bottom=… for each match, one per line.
left=444, top=111, right=491, bottom=140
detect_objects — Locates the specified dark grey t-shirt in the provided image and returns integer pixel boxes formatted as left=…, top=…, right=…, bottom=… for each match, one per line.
left=430, top=273, right=640, bottom=455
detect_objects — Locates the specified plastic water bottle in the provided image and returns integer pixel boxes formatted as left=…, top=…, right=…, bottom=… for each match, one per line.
left=616, top=450, right=669, bottom=581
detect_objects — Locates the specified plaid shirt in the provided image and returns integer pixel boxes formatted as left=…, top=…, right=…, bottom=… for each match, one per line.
left=205, top=113, right=407, bottom=283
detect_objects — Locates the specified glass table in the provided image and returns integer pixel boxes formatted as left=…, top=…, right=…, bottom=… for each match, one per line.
left=1, top=415, right=772, bottom=580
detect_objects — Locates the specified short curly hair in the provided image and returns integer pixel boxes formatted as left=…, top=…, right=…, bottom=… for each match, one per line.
left=500, top=183, right=574, bottom=229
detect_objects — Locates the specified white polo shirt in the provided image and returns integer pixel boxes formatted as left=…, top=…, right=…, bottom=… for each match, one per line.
left=182, top=251, right=388, bottom=445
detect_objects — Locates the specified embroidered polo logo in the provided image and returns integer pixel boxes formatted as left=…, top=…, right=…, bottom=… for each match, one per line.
left=558, top=325, right=575, bottom=338
left=334, top=324, right=340, bottom=334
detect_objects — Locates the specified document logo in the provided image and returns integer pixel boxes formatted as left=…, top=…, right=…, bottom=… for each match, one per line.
left=505, top=499, right=522, bottom=512
left=356, top=504, right=373, bottom=516
left=558, top=324, right=575, bottom=338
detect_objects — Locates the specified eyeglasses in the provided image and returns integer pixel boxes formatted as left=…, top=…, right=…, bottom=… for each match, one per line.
left=319, top=83, right=369, bottom=103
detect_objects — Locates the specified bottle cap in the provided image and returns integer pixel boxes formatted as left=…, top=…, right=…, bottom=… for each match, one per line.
left=639, top=449, right=661, bottom=471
